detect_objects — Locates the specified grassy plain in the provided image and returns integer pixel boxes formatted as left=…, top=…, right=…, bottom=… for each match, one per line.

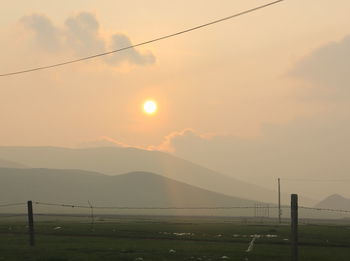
left=0, top=215, right=349, bottom=261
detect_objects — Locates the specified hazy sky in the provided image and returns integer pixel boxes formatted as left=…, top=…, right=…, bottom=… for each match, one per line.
left=1, top=0, right=350, bottom=198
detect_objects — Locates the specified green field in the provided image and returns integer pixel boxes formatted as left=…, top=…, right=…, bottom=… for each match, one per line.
left=0, top=216, right=349, bottom=261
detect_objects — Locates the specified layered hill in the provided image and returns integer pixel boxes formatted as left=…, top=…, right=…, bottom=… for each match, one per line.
left=0, top=146, right=281, bottom=203
left=0, top=158, right=26, bottom=168
left=315, top=194, right=350, bottom=211
left=0, top=168, right=259, bottom=215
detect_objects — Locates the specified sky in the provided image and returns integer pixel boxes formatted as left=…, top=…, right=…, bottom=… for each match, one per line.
left=1, top=0, right=350, bottom=199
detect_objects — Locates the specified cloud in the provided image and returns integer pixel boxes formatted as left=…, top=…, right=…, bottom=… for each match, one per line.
left=151, top=128, right=216, bottom=152
left=20, top=12, right=155, bottom=67
left=80, top=116, right=350, bottom=199
left=64, top=12, right=105, bottom=56
left=291, top=35, right=350, bottom=98
left=106, top=34, right=155, bottom=66
left=77, top=129, right=215, bottom=152
left=21, top=14, right=61, bottom=52
left=163, top=117, right=350, bottom=199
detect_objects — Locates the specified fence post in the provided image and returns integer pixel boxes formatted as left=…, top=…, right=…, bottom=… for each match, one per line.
left=88, top=200, right=95, bottom=231
left=291, top=194, right=298, bottom=261
left=27, top=200, right=35, bottom=246
left=278, top=178, right=282, bottom=224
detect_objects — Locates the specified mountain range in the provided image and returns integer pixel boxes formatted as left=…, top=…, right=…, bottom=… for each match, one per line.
left=0, top=146, right=282, bottom=203
left=0, top=168, right=261, bottom=216
left=0, top=146, right=320, bottom=209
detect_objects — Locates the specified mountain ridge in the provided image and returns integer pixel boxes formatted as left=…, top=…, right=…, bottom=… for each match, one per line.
left=0, top=158, right=27, bottom=168
left=0, top=167, right=262, bottom=216
left=0, top=146, right=282, bottom=203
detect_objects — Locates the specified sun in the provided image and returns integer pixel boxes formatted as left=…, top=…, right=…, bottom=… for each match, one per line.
left=143, top=100, right=157, bottom=115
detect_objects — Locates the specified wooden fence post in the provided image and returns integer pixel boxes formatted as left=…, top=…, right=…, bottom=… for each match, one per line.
left=27, top=200, right=35, bottom=246
left=278, top=178, right=282, bottom=224
left=291, top=194, right=298, bottom=261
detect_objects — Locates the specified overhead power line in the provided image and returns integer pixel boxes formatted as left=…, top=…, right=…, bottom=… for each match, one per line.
left=0, top=0, right=285, bottom=77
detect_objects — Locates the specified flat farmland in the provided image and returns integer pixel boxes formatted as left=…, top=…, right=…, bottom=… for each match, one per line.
left=0, top=216, right=349, bottom=261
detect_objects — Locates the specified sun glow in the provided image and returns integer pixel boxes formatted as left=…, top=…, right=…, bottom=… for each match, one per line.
left=143, top=100, right=157, bottom=115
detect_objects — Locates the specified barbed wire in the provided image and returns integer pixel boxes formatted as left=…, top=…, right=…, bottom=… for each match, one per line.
left=33, top=202, right=350, bottom=214
left=2, top=201, right=350, bottom=215
left=0, top=203, right=26, bottom=208
left=34, top=201, right=281, bottom=210
left=0, top=214, right=27, bottom=219
left=299, top=206, right=350, bottom=214
left=33, top=213, right=91, bottom=218
left=281, top=178, right=350, bottom=182
left=34, top=202, right=91, bottom=209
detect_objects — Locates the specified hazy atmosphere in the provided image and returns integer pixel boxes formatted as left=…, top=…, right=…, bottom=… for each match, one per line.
left=1, top=0, right=350, bottom=200
left=2, top=1, right=350, bottom=260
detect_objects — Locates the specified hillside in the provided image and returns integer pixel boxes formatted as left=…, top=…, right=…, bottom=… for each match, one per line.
left=0, top=146, right=282, bottom=203
left=315, top=194, right=350, bottom=211
left=0, top=168, right=259, bottom=215
left=0, top=158, right=26, bottom=168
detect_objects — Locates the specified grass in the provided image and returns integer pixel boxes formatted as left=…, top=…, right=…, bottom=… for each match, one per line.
left=0, top=216, right=349, bottom=260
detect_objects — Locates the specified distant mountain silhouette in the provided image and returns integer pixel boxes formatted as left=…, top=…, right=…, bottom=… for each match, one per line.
left=0, top=147, right=317, bottom=205
left=0, top=168, right=261, bottom=215
left=315, top=194, right=350, bottom=211
left=0, top=146, right=282, bottom=203
left=0, top=158, right=26, bottom=168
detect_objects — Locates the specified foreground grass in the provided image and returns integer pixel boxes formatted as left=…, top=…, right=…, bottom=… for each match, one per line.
left=0, top=217, right=349, bottom=261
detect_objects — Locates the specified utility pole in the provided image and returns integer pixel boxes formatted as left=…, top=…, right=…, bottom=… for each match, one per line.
left=278, top=178, right=281, bottom=224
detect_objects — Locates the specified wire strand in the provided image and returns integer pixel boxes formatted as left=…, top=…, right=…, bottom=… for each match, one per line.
left=34, top=201, right=276, bottom=210
left=0, top=0, right=285, bottom=77
left=0, top=203, right=26, bottom=208
left=299, top=206, right=350, bottom=214
left=281, top=178, right=350, bottom=182
left=34, top=202, right=350, bottom=214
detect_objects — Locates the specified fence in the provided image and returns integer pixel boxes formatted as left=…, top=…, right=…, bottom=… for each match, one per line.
left=1, top=195, right=350, bottom=261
